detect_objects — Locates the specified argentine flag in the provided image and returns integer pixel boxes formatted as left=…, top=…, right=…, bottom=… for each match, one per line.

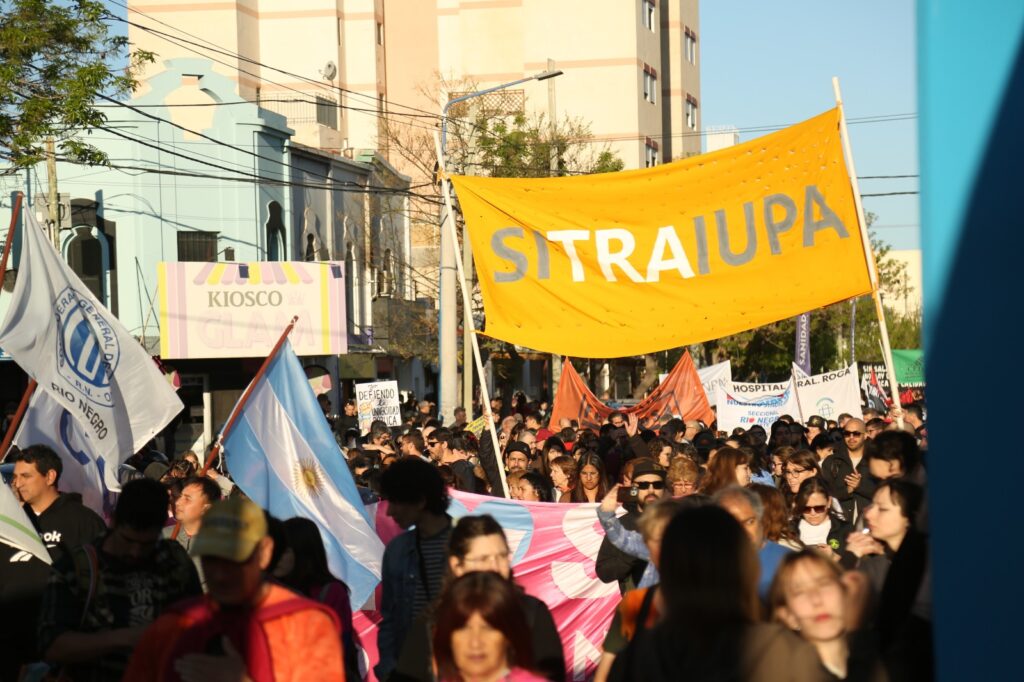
left=223, top=340, right=384, bottom=605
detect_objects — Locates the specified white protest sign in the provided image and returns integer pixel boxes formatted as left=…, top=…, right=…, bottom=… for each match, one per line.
left=793, top=363, right=863, bottom=422
left=355, top=380, right=401, bottom=434
left=714, top=378, right=802, bottom=432
left=697, top=360, right=732, bottom=406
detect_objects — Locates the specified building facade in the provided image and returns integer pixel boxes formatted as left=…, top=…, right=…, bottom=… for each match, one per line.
left=0, top=59, right=422, bottom=452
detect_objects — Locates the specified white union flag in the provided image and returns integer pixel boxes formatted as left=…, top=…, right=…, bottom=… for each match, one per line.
left=0, top=211, right=182, bottom=464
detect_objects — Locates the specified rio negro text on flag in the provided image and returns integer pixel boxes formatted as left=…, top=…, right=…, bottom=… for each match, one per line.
left=0, top=211, right=183, bottom=465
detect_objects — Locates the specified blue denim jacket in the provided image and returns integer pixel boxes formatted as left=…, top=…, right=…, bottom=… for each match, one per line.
left=597, top=509, right=660, bottom=588
left=374, top=522, right=451, bottom=681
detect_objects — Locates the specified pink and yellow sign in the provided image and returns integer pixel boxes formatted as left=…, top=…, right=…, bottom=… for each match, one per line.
left=157, top=261, right=347, bottom=359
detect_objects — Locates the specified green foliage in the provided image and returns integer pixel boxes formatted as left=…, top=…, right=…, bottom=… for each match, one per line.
left=470, top=111, right=625, bottom=178
left=0, top=0, right=152, bottom=167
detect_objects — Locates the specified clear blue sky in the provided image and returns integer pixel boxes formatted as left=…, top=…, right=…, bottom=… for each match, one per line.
left=700, top=1, right=920, bottom=249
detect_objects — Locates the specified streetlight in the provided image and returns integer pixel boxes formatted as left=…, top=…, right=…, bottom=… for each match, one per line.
left=436, top=68, right=563, bottom=424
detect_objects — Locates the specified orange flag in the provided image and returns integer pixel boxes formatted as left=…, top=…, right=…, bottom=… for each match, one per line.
left=550, top=351, right=714, bottom=432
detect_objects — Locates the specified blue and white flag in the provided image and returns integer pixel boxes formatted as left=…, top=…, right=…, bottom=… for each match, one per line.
left=14, top=390, right=118, bottom=517
left=223, top=339, right=384, bottom=605
left=0, top=211, right=183, bottom=464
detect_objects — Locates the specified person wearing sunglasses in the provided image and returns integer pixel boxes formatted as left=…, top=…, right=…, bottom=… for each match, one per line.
left=595, top=459, right=667, bottom=594
left=819, top=418, right=877, bottom=525
left=790, top=477, right=853, bottom=562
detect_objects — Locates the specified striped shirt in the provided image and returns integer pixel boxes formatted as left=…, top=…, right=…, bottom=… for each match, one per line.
left=412, top=526, right=451, bottom=616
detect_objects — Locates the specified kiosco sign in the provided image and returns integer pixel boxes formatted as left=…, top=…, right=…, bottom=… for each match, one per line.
left=158, top=261, right=347, bottom=359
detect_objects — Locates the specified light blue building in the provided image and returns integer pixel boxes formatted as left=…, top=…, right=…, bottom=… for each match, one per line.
left=1, top=60, right=431, bottom=452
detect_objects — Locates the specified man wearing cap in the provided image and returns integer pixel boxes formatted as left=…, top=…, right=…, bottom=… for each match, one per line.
left=125, top=497, right=344, bottom=681
left=595, top=459, right=667, bottom=593
left=806, top=415, right=826, bottom=443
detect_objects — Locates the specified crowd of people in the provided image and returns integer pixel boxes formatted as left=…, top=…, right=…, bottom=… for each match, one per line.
left=0, top=389, right=932, bottom=681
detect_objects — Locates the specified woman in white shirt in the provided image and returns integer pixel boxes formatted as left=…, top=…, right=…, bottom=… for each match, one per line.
left=791, top=477, right=853, bottom=561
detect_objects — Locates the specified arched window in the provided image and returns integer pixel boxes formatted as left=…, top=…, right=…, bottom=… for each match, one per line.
left=64, top=226, right=108, bottom=304
left=266, top=201, right=285, bottom=261
left=377, top=248, right=394, bottom=298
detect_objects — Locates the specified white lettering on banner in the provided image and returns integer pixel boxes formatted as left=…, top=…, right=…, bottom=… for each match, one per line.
left=552, top=506, right=619, bottom=600
left=491, top=185, right=848, bottom=284
left=572, top=631, right=604, bottom=682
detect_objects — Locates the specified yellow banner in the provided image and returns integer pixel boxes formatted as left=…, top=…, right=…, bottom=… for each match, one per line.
left=452, top=108, right=873, bottom=358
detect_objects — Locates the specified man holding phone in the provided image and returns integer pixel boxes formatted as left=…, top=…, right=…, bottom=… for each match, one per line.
left=595, top=459, right=667, bottom=593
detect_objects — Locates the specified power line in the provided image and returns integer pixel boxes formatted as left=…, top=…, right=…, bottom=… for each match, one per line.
left=93, top=98, right=438, bottom=118
left=111, top=17, right=441, bottom=137
left=104, top=2, right=443, bottom=124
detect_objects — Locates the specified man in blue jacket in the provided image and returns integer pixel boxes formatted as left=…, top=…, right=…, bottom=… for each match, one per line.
left=375, top=458, right=452, bottom=681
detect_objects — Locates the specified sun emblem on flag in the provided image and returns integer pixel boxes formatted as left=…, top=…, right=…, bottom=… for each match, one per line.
left=293, top=457, right=326, bottom=499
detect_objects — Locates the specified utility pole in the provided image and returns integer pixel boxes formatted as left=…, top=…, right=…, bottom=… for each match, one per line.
left=461, top=213, right=474, bottom=415
left=546, top=58, right=563, bottom=402
left=45, top=138, right=59, bottom=248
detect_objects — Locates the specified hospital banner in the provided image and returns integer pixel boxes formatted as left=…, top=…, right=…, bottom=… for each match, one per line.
left=793, top=363, right=863, bottom=422
left=353, top=493, right=619, bottom=681
left=549, top=351, right=714, bottom=431
left=452, top=108, right=872, bottom=358
left=715, top=378, right=803, bottom=432
left=158, top=261, right=347, bottom=359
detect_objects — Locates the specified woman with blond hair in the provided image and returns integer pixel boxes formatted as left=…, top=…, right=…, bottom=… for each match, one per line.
left=666, top=456, right=699, bottom=498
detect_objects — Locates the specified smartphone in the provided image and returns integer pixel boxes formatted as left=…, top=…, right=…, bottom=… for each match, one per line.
left=617, top=486, right=639, bottom=504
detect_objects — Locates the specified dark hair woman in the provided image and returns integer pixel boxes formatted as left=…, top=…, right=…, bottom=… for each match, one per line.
left=846, top=479, right=932, bottom=681
left=749, top=483, right=802, bottom=550
left=433, top=572, right=546, bottom=682
left=570, top=452, right=609, bottom=503
left=767, top=419, right=800, bottom=452
left=608, top=506, right=823, bottom=681
left=789, top=477, right=852, bottom=560
left=698, top=447, right=751, bottom=496
left=393, top=515, right=564, bottom=681
left=277, top=517, right=359, bottom=681
left=517, top=472, right=554, bottom=503
left=781, top=449, right=822, bottom=508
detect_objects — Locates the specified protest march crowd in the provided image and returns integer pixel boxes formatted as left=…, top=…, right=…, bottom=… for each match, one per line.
left=0, top=386, right=932, bottom=682
left=0, top=98, right=930, bottom=682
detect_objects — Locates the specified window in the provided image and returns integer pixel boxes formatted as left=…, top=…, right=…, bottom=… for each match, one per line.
left=315, top=95, right=338, bottom=128
left=177, top=231, right=219, bottom=261
left=266, top=201, right=285, bottom=261
left=643, top=65, right=657, bottom=104
left=643, top=0, right=656, bottom=31
left=645, top=138, right=659, bottom=168
left=66, top=227, right=104, bottom=303
left=685, top=28, right=698, bottom=64
left=686, top=95, right=699, bottom=130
